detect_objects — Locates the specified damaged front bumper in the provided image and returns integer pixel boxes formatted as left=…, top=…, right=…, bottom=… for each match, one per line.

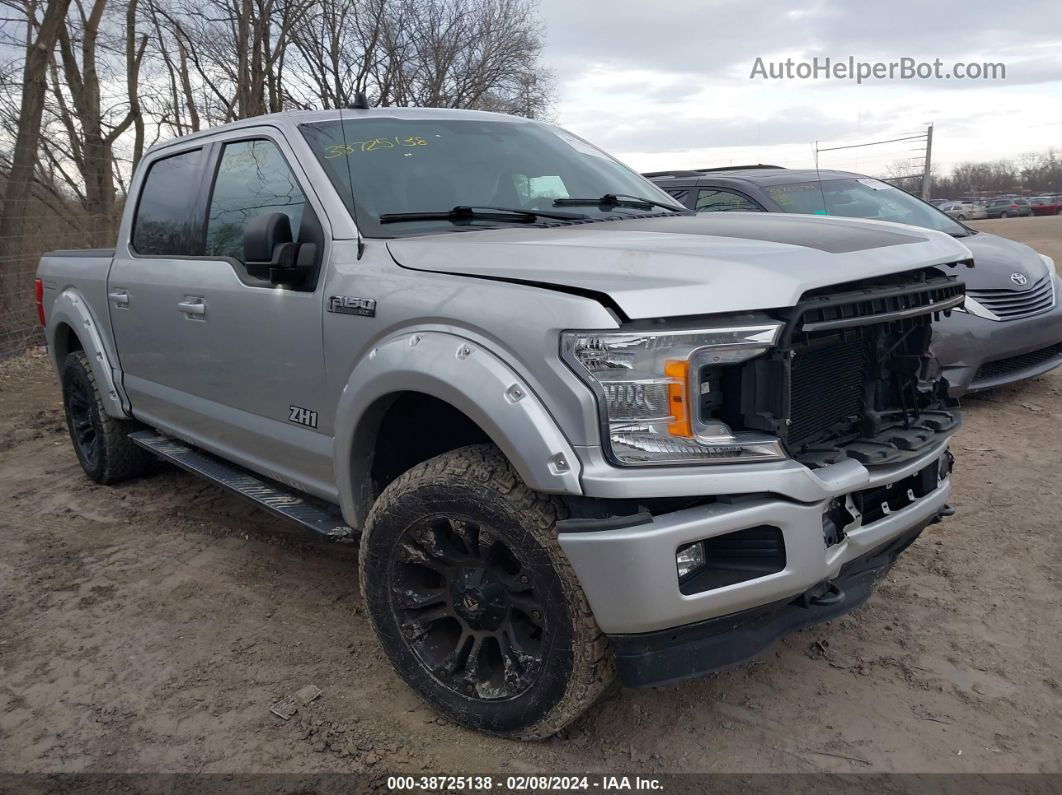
left=558, top=442, right=953, bottom=687
left=607, top=518, right=933, bottom=687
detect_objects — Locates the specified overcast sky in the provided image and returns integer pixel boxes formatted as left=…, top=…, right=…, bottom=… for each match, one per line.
left=536, top=0, right=1062, bottom=177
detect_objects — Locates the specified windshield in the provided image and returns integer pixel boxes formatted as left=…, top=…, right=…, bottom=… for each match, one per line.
left=300, top=116, right=684, bottom=237
left=764, top=177, right=970, bottom=236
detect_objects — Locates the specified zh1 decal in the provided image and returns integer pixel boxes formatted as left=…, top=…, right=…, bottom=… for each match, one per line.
left=288, top=405, right=318, bottom=429
left=328, top=295, right=377, bottom=317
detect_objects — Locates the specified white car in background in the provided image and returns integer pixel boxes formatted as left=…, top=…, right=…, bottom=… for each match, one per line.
left=940, top=201, right=987, bottom=221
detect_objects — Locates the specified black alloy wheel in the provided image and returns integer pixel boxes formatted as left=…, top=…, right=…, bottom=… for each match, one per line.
left=60, top=350, right=153, bottom=484
left=64, top=367, right=101, bottom=472
left=390, top=515, right=546, bottom=700
left=359, top=444, right=614, bottom=739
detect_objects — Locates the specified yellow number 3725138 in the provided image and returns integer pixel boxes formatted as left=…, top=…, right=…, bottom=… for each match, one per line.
left=324, top=136, right=428, bottom=158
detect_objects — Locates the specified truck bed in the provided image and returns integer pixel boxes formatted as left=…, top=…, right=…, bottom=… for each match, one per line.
left=42, top=248, right=116, bottom=258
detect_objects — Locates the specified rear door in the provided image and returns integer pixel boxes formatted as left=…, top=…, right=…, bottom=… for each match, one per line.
left=108, top=128, right=334, bottom=496
left=108, top=144, right=208, bottom=414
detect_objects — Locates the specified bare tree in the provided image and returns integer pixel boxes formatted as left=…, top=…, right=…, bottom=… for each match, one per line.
left=142, top=0, right=202, bottom=136
left=375, top=0, right=549, bottom=115
left=46, top=0, right=147, bottom=244
left=0, top=0, right=74, bottom=260
left=286, top=0, right=551, bottom=117
left=289, top=0, right=386, bottom=108
left=0, top=0, right=552, bottom=356
left=149, top=0, right=313, bottom=125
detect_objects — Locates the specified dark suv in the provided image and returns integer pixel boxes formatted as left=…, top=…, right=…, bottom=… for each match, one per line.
left=647, top=166, right=1062, bottom=396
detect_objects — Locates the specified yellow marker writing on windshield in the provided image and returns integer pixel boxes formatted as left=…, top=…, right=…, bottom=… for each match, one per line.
left=323, top=136, right=428, bottom=158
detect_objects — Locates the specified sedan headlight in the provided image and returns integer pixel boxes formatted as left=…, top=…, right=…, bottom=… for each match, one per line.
left=1042, top=253, right=1057, bottom=280
left=562, top=321, right=788, bottom=465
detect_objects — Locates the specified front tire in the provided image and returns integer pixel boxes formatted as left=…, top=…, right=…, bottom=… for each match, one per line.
left=61, top=350, right=153, bottom=484
left=359, top=444, right=614, bottom=739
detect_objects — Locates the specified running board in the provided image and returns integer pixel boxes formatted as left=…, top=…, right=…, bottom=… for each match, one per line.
left=129, top=431, right=355, bottom=544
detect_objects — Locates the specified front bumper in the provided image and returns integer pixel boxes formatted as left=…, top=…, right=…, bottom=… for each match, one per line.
left=608, top=518, right=932, bottom=687
left=933, top=301, right=1062, bottom=395
left=558, top=444, right=952, bottom=639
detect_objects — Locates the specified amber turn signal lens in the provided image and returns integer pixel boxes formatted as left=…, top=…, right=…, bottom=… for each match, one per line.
left=664, top=359, right=691, bottom=437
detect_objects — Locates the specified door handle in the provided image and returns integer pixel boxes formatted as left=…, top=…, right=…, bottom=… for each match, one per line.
left=108, top=289, right=129, bottom=307
left=177, top=297, right=206, bottom=317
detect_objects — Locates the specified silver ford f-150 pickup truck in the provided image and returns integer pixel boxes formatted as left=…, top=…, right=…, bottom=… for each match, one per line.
left=36, top=107, right=970, bottom=739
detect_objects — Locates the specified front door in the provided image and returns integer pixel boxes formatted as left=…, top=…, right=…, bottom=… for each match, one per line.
left=108, top=131, right=334, bottom=497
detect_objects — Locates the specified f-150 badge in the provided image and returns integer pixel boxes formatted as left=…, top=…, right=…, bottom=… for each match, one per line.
left=328, top=295, right=376, bottom=317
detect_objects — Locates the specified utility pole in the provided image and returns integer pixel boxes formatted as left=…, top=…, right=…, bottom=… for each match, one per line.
left=921, top=123, right=934, bottom=200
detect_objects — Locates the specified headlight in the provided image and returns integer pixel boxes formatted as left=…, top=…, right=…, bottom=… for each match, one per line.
left=1042, top=253, right=1057, bottom=279
left=562, top=321, right=788, bottom=465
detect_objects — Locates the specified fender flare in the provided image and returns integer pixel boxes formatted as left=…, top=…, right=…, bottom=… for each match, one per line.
left=47, top=288, right=131, bottom=419
left=334, top=330, right=583, bottom=528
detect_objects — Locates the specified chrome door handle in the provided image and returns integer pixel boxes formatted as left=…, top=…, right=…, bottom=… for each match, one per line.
left=177, top=297, right=206, bottom=317
left=108, top=289, right=129, bottom=307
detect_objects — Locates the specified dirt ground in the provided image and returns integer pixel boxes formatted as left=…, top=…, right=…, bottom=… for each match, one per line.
left=1, top=217, right=1061, bottom=776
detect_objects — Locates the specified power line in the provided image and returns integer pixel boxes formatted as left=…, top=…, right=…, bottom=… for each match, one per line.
left=815, top=134, right=927, bottom=154
left=815, top=124, right=934, bottom=197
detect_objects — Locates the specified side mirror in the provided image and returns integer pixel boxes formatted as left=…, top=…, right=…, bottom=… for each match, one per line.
left=243, top=212, right=315, bottom=287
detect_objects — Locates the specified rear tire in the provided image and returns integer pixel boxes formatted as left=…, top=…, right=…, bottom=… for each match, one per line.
left=61, top=350, right=153, bottom=484
left=359, top=444, right=615, bottom=739
left=957, top=214, right=966, bottom=221
left=1000, top=211, right=1010, bottom=218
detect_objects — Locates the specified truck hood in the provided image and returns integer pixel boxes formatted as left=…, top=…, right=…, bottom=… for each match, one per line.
left=387, top=213, right=972, bottom=320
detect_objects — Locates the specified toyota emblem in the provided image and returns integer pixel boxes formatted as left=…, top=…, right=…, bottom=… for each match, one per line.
left=1011, top=272, right=1028, bottom=286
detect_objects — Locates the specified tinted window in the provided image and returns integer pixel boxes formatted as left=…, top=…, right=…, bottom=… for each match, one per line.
left=206, top=140, right=306, bottom=261
left=696, top=188, right=762, bottom=212
left=765, top=177, right=966, bottom=235
left=132, top=148, right=204, bottom=255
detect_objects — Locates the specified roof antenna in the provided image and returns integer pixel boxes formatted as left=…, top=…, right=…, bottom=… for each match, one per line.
left=348, top=91, right=371, bottom=110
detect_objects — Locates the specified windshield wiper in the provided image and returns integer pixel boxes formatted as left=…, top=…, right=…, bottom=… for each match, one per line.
left=553, top=193, right=687, bottom=212
left=379, top=205, right=588, bottom=224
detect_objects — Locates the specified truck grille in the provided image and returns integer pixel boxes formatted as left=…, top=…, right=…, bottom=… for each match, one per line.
left=770, top=268, right=964, bottom=467
left=788, top=335, right=869, bottom=447
left=966, top=275, right=1054, bottom=320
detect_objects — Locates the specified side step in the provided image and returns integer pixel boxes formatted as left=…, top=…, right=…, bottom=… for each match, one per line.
left=130, top=431, right=355, bottom=544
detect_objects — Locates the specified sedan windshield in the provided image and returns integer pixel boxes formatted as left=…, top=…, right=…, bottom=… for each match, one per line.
left=764, top=177, right=970, bottom=236
left=300, top=116, right=685, bottom=237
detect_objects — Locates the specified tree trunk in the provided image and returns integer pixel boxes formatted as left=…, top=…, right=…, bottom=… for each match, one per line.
left=0, top=0, right=74, bottom=263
